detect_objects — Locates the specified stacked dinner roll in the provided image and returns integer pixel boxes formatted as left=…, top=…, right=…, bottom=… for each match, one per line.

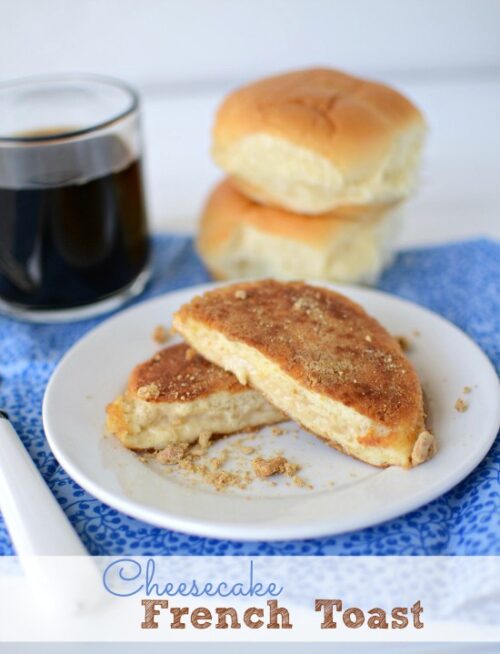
left=197, top=67, right=426, bottom=284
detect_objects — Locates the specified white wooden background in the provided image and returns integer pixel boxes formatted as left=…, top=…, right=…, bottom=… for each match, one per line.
left=2, top=1, right=500, bottom=85
left=1, top=0, right=499, bottom=245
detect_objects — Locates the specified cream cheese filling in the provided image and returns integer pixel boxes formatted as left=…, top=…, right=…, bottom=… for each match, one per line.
left=107, top=388, right=284, bottom=450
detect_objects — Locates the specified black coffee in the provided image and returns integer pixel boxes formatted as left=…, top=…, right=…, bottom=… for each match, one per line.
left=0, top=134, right=149, bottom=310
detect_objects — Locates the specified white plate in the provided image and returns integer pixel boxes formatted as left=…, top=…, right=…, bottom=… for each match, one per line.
left=43, top=282, right=500, bottom=541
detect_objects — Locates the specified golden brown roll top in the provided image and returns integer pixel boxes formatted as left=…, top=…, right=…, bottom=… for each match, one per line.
left=212, top=68, right=426, bottom=214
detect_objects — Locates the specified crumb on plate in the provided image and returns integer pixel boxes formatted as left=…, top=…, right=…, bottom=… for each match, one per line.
left=152, top=325, right=169, bottom=344
left=210, top=451, right=229, bottom=470
left=396, top=335, right=411, bottom=352
left=292, top=475, right=313, bottom=489
left=156, top=442, right=189, bottom=464
left=252, top=455, right=300, bottom=479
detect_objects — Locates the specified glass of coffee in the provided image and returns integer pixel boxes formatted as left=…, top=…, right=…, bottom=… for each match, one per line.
left=0, top=74, right=150, bottom=321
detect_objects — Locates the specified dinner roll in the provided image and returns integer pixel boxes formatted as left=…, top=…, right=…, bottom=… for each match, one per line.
left=197, top=180, right=401, bottom=284
left=212, top=68, right=426, bottom=214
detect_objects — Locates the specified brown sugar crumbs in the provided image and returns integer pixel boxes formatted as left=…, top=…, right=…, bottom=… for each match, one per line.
left=455, top=398, right=468, bottom=412
left=211, top=470, right=247, bottom=490
left=292, top=475, right=313, bottom=490
left=178, top=456, right=252, bottom=491
left=156, top=442, right=189, bottom=464
left=146, top=426, right=312, bottom=493
left=152, top=325, right=169, bottom=344
left=252, top=455, right=300, bottom=479
left=210, top=450, right=229, bottom=470
left=150, top=435, right=253, bottom=492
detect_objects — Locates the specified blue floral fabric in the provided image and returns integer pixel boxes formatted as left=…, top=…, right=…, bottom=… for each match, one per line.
left=0, top=236, right=498, bottom=556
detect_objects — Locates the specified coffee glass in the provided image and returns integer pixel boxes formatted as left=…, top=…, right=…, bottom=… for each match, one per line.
left=0, top=74, right=150, bottom=321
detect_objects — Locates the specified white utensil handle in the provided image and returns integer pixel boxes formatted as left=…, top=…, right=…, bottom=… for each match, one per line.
left=0, top=414, right=87, bottom=556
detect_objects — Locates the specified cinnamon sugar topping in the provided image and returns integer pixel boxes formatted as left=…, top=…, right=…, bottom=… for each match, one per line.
left=174, top=280, right=424, bottom=428
left=129, top=343, right=243, bottom=403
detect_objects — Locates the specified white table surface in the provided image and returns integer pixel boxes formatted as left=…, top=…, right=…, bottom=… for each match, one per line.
left=140, top=75, right=500, bottom=247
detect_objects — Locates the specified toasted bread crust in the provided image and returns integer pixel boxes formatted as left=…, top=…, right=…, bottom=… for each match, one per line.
left=173, top=281, right=424, bottom=430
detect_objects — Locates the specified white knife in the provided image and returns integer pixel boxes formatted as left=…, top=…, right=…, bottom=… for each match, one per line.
left=0, top=409, right=88, bottom=556
left=0, top=410, right=105, bottom=614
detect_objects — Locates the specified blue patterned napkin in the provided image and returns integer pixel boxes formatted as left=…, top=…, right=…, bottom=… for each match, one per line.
left=0, top=236, right=498, bottom=556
